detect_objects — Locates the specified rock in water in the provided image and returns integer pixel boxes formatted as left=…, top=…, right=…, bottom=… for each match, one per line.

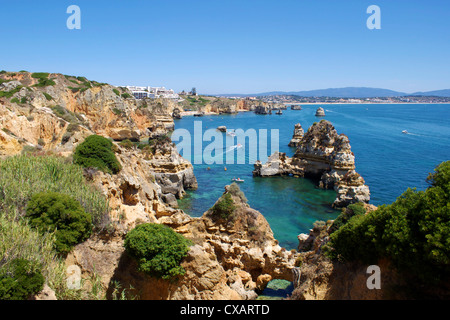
left=217, top=126, right=227, bottom=132
left=288, top=123, right=304, bottom=147
left=315, top=107, right=325, bottom=117
left=253, top=120, right=370, bottom=207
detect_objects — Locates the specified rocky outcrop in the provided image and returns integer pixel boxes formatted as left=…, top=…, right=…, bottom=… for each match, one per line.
left=68, top=184, right=298, bottom=300
left=253, top=120, right=370, bottom=207
left=172, top=108, right=182, bottom=119
left=254, top=105, right=271, bottom=115
left=288, top=123, right=304, bottom=147
left=217, top=126, right=227, bottom=132
left=315, top=107, right=325, bottom=117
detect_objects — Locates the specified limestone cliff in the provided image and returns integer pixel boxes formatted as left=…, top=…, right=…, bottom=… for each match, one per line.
left=253, top=120, right=370, bottom=207
left=68, top=184, right=298, bottom=300
left=0, top=71, right=176, bottom=156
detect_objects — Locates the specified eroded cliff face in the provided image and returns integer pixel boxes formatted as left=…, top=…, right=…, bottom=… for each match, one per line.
left=0, top=72, right=178, bottom=156
left=68, top=183, right=298, bottom=300
left=253, top=120, right=370, bottom=207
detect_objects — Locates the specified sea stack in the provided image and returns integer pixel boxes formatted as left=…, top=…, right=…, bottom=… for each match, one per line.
left=288, top=123, right=304, bottom=147
left=217, top=126, right=227, bottom=132
left=253, top=120, right=370, bottom=208
left=315, top=107, right=325, bottom=117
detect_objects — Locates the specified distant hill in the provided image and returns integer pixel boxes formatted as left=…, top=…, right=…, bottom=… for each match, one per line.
left=411, top=89, right=450, bottom=97
left=219, top=87, right=450, bottom=98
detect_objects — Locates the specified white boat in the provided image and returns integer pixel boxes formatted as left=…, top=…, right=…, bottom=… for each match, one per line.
left=231, top=178, right=244, bottom=183
left=402, top=130, right=408, bottom=134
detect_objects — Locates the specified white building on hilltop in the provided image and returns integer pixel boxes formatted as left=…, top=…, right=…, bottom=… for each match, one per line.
left=126, top=86, right=179, bottom=100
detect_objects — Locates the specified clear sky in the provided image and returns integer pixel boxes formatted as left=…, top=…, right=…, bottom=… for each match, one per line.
left=0, top=0, right=448, bottom=94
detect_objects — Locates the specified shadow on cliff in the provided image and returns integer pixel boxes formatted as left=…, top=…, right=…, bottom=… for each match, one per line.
left=106, top=251, right=171, bottom=300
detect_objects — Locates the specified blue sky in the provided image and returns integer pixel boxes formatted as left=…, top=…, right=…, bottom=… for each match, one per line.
left=0, top=0, right=448, bottom=94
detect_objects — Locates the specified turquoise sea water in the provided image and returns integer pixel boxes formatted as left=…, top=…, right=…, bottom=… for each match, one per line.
left=174, top=104, right=450, bottom=249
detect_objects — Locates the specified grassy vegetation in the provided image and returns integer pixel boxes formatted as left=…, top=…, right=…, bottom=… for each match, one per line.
left=0, top=155, right=109, bottom=229
left=49, top=105, right=83, bottom=124
left=0, top=85, right=23, bottom=98
left=0, top=213, right=72, bottom=299
left=31, top=73, right=56, bottom=87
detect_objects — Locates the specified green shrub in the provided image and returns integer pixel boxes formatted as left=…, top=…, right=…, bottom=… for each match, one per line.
left=26, top=192, right=92, bottom=254
left=0, top=85, right=23, bottom=98
left=31, top=73, right=49, bottom=80
left=121, top=93, right=132, bottom=99
left=227, top=182, right=247, bottom=203
left=50, top=105, right=78, bottom=123
left=119, top=139, right=134, bottom=149
left=124, top=223, right=191, bottom=280
left=31, top=73, right=55, bottom=87
left=0, top=258, right=45, bottom=300
left=37, top=138, right=45, bottom=146
left=10, top=97, right=20, bottom=104
left=211, top=193, right=236, bottom=220
left=329, top=202, right=366, bottom=233
left=43, top=92, right=53, bottom=101
left=73, top=135, right=122, bottom=174
left=20, top=97, right=27, bottom=104
left=113, top=89, right=120, bottom=96
left=112, top=107, right=124, bottom=116
left=328, top=161, right=450, bottom=283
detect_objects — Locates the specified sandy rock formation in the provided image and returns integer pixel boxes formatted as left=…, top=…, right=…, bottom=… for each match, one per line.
left=288, top=123, right=304, bottom=147
left=253, top=120, right=370, bottom=207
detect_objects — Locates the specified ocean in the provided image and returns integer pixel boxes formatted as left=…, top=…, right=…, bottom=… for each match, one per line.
left=174, top=104, right=450, bottom=249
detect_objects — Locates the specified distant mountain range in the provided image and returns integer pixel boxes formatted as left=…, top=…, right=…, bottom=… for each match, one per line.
left=219, top=87, right=450, bottom=98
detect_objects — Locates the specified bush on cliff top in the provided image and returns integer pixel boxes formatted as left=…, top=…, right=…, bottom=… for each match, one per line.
left=73, top=135, right=122, bottom=174
left=124, top=223, right=191, bottom=280
left=327, top=161, right=450, bottom=283
left=26, top=192, right=93, bottom=254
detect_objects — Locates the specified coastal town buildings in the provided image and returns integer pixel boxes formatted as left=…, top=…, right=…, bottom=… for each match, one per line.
left=126, top=86, right=180, bottom=100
